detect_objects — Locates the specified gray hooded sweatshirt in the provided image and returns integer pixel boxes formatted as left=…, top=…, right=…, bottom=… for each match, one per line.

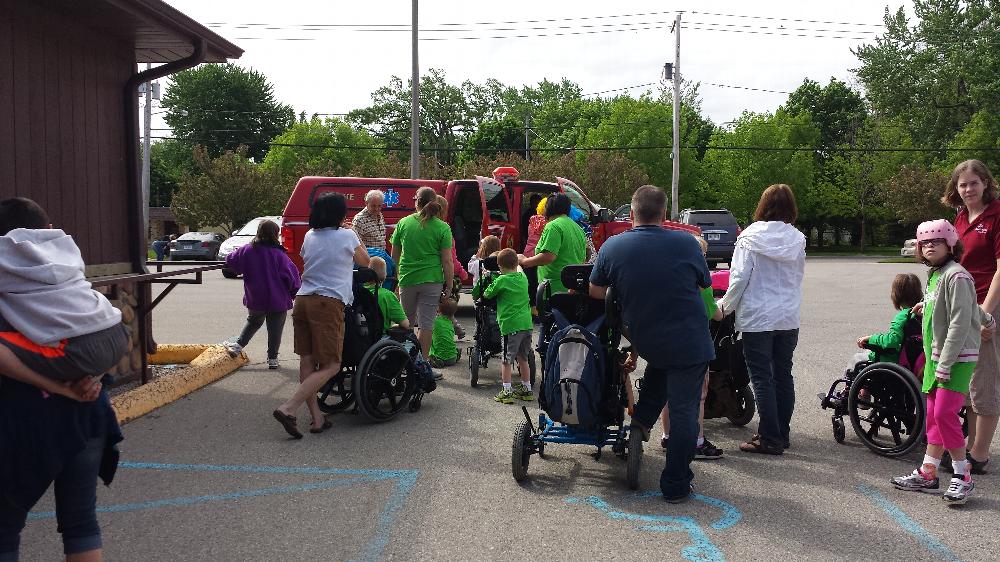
left=0, top=228, right=121, bottom=345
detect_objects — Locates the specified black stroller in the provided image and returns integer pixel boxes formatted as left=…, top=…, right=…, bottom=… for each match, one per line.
left=316, top=268, right=434, bottom=422
left=468, top=256, right=535, bottom=387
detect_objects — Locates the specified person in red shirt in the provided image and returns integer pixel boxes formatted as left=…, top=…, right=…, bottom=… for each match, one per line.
left=948, top=159, right=1000, bottom=474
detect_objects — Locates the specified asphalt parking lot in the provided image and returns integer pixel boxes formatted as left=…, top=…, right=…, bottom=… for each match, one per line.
left=19, top=258, right=1000, bottom=561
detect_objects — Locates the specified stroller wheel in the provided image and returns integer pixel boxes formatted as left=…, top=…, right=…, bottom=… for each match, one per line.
left=512, top=420, right=532, bottom=482
left=832, top=417, right=846, bottom=443
left=726, top=384, right=756, bottom=427
left=626, top=428, right=643, bottom=490
left=469, top=347, right=480, bottom=387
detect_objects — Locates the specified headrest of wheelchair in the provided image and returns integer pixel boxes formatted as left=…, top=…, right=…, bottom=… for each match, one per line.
left=560, top=264, right=594, bottom=292
left=354, top=267, right=378, bottom=284
left=481, top=255, right=500, bottom=272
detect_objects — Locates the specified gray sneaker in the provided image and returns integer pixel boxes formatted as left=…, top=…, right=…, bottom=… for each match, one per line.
left=943, top=477, right=974, bottom=505
left=223, top=341, right=243, bottom=358
left=267, top=358, right=279, bottom=370
left=891, top=469, right=940, bottom=493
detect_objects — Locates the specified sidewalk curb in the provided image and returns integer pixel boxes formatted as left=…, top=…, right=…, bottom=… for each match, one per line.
left=111, top=344, right=247, bottom=424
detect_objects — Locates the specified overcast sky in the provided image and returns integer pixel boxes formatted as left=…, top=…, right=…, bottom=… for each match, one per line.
left=152, top=0, right=913, bottom=132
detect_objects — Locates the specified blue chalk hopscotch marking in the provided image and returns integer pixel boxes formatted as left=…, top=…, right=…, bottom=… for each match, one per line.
left=857, top=484, right=963, bottom=562
left=565, top=491, right=742, bottom=562
left=28, top=462, right=419, bottom=562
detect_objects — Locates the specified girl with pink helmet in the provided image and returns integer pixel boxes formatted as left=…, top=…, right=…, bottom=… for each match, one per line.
left=892, top=219, right=996, bottom=505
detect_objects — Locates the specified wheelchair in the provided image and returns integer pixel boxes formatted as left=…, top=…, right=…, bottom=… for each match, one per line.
left=819, top=337, right=967, bottom=457
left=467, top=255, right=536, bottom=387
left=315, top=268, right=431, bottom=422
left=512, top=264, right=643, bottom=490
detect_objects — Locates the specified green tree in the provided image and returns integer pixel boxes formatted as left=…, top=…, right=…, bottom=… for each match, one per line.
left=161, top=64, right=295, bottom=161
left=701, top=110, right=819, bottom=226
left=261, top=117, right=383, bottom=191
left=947, top=110, right=1000, bottom=171
left=853, top=1, right=1000, bottom=152
left=883, top=165, right=953, bottom=225
left=170, top=146, right=284, bottom=233
left=783, top=78, right=867, bottom=154
left=461, top=116, right=526, bottom=161
left=148, top=139, right=195, bottom=207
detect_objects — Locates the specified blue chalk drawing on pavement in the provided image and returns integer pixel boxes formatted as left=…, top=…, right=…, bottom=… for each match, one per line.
left=857, top=484, right=963, bottom=562
left=565, top=491, right=742, bottom=562
left=29, top=462, right=420, bottom=562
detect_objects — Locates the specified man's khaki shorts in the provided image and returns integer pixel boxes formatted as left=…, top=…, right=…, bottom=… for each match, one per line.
left=292, top=295, right=345, bottom=366
left=971, top=326, right=1000, bottom=416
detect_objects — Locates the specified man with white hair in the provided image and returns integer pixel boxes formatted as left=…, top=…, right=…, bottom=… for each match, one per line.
left=351, top=189, right=386, bottom=250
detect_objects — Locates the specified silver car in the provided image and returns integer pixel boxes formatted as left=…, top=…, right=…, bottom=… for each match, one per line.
left=218, top=216, right=283, bottom=278
left=169, top=232, right=225, bottom=261
left=900, top=239, right=917, bottom=257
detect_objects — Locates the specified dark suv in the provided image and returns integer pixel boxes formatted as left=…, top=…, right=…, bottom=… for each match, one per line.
left=678, top=209, right=740, bottom=268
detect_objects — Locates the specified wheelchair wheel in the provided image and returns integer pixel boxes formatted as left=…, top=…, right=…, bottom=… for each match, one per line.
left=469, top=346, right=480, bottom=387
left=626, top=428, right=642, bottom=490
left=848, top=363, right=924, bottom=457
left=512, top=420, right=532, bottom=482
left=832, top=417, right=846, bottom=444
left=727, top=384, right=756, bottom=427
left=317, top=373, right=355, bottom=414
left=353, top=339, right=415, bottom=423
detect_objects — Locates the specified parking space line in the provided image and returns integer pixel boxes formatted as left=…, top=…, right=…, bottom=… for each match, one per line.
left=857, top=484, right=963, bottom=562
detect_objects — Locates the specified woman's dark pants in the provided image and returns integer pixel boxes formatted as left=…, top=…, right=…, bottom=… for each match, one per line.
left=236, top=310, right=287, bottom=359
left=742, top=329, right=799, bottom=448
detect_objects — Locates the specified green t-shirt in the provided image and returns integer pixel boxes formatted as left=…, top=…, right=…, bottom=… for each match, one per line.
left=700, top=286, right=718, bottom=319
left=429, top=314, right=458, bottom=361
left=368, top=285, right=407, bottom=333
left=866, top=308, right=910, bottom=364
left=483, top=271, right=533, bottom=335
left=390, top=214, right=453, bottom=287
left=535, top=215, right=586, bottom=294
left=922, top=271, right=975, bottom=393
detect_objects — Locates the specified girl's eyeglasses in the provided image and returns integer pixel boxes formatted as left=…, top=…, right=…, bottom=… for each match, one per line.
left=919, top=238, right=947, bottom=247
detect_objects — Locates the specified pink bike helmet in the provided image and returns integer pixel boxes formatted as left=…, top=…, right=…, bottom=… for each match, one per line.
left=916, top=219, right=959, bottom=248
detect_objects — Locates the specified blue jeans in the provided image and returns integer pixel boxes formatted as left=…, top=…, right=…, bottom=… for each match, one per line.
left=633, top=361, right=707, bottom=500
left=0, top=437, right=104, bottom=560
left=742, top=329, right=799, bottom=448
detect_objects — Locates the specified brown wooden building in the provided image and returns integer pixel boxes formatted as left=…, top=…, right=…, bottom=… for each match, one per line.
left=0, top=0, right=242, bottom=382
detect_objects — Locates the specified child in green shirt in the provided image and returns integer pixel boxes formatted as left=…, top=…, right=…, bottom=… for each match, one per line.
left=660, top=235, right=725, bottom=458
left=855, top=273, right=922, bottom=365
left=483, top=249, right=535, bottom=404
left=428, top=298, right=459, bottom=369
left=368, top=257, right=409, bottom=333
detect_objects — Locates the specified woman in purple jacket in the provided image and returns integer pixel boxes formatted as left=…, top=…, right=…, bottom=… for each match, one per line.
left=223, top=220, right=302, bottom=369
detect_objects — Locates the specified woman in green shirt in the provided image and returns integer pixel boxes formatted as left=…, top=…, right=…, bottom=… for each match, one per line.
left=390, top=186, right=454, bottom=358
left=518, top=193, right=586, bottom=294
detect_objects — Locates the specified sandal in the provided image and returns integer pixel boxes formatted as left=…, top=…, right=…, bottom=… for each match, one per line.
left=272, top=409, right=303, bottom=439
left=309, top=420, right=333, bottom=434
left=739, top=434, right=783, bottom=455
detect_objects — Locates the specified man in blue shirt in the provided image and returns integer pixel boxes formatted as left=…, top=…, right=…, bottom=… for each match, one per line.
left=589, top=185, right=714, bottom=503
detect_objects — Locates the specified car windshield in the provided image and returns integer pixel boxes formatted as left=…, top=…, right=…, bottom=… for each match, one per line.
left=235, top=219, right=263, bottom=236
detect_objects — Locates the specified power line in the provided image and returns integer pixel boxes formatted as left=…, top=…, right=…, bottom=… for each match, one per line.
left=148, top=135, right=1000, bottom=154
left=687, top=10, right=884, bottom=28
left=700, top=82, right=792, bottom=95
left=581, top=82, right=658, bottom=97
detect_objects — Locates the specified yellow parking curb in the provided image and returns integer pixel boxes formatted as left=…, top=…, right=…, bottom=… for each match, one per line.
left=111, top=344, right=247, bottom=424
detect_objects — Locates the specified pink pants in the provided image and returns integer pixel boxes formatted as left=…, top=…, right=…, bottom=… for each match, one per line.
left=925, top=387, right=967, bottom=449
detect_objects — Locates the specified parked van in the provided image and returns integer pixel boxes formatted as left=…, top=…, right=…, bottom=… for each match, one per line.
left=279, top=167, right=698, bottom=274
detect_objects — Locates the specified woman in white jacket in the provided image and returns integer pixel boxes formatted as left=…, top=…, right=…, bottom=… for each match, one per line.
left=719, top=184, right=806, bottom=455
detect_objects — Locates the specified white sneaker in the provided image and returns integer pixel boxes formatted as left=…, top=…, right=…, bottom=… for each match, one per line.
left=943, top=476, right=974, bottom=505
left=223, top=341, right=243, bottom=358
left=267, top=358, right=279, bottom=370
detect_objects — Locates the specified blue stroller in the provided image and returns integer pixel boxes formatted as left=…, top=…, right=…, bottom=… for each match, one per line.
left=511, top=264, right=642, bottom=489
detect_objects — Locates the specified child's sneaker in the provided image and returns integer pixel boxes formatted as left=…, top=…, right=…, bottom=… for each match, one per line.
left=942, top=476, right=974, bottom=505
left=512, top=383, right=534, bottom=401
left=694, top=438, right=724, bottom=460
left=223, top=341, right=243, bottom=358
left=494, top=388, right=514, bottom=404
left=891, top=468, right=940, bottom=493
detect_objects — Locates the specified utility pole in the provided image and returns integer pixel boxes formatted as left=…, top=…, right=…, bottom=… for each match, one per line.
left=670, top=13, right=681, bottom=220
left=141, top=62, right=152, bottom=247
left=524, top=114, right=531, bottom=161
left=410, top=0, right=420, bottom=179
